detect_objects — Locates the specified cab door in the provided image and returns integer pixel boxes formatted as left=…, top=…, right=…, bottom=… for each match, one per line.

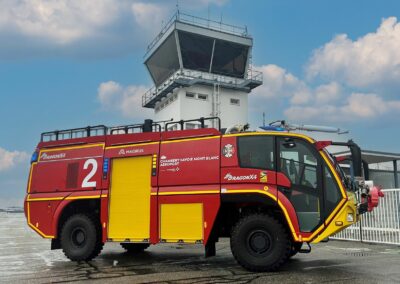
left=277, top=137, right=324, bottom=232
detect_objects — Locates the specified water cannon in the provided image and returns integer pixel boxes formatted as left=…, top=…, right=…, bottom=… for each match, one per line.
left=265, top=120, right=349, bottom=134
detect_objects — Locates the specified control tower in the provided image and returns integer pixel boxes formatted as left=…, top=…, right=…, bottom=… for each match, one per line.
left=142, top=11, right=263, bottom=129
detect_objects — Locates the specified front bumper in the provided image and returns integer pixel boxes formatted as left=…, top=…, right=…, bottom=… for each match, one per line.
left=311, top=197, right=358, bottom=243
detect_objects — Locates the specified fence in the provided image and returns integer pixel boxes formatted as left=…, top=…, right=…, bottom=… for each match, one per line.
left=332, top=189, right=400, bottom=245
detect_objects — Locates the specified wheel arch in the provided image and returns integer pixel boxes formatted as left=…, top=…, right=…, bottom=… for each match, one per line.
left=52, top=198, right=101, bottom=245
left=215, top=192, right=299, bottom=242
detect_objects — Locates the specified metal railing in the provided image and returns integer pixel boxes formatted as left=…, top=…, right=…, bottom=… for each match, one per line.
left=332, top=189, right=400, bottom=245
left=145, top=10, right=249, bottom=57
left=142, top=67, right=263, bottom=107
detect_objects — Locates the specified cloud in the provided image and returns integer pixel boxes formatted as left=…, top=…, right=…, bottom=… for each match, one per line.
left=251, top=64, right=400, bottom=123
left=284, top=92, right=400, bottom=122
left=252, top=65, right=312, bottom=105
left=97, top=81, right=153, bottom=120
left=131, top=2, right=168, bottom=33
left=0, top=148, right=29, bottom=172
left=307, top=17, right=400, bottom=89
left=0, top=0, right=229, bottom=59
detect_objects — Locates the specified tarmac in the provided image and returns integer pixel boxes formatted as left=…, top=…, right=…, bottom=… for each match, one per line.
left=1, top=213, right=400, bottom=284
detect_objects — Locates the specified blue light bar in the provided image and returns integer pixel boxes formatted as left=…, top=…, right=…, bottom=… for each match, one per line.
left=31, top=152, right=38, bottom=163
left=259, top=126, right=285, bottom=131
left=103, top=158, right=109, bottom=175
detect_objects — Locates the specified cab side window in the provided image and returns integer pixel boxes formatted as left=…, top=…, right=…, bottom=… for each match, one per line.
left=279, top=139, right=318, bottom=189
left=238, top=136, right=275, bottom=170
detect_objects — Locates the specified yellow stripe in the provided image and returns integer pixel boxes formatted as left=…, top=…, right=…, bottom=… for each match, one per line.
left=65, top=195, right=101, bottom=200
left=26, top=201, right=54, bottom=238
left=223, top=132, right=314, bottom=143
left=27, top=162, right=37, bottom=194
left=158, top=190, right=220, bottom=196
left=161, top=136, right=220, bottom=144
left=320, top=151, right=347, bottom=225
left=223, top=189, right=299, bottom=241
left=27, top=197, right=64, bottom=202
left=101, top=194, right=108, bottom=198
left=27, top=195, right=103, bottom=202
left=106, top=141, right=159, bottom=149
left=40, top=143, right=105, bottom=154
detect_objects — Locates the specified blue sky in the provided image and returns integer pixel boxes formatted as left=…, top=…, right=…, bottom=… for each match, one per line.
left=1, top=0, right=400, bottom=206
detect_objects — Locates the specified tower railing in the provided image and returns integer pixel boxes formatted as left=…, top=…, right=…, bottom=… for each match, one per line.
left=145, top=10, right=250, bottom=58
left=142, top=67, right=263, bottom=108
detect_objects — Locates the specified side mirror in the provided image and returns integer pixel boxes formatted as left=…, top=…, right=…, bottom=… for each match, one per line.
left=348, top=140, right=362, bottom=177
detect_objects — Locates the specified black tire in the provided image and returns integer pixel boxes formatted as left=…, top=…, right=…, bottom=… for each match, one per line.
left=230, top=213, right=291, bottom=272
left=60, top=214, right=103, bottom=261
left=121, top=243, right=150, bottom=253
left=290, top=242, right=303, bottom=258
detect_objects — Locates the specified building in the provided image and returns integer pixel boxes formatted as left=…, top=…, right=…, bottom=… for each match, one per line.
left=141, top=11, right=262, bottom=130
left=336, top=149, right=400, bottom=189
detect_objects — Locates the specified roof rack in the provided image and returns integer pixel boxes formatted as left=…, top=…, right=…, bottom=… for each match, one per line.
left=165, top=117, right=221, bottom=131
left=40, top=117, right=220, bottom=142
left=41, top=125, right=107, bottom=142
left=109, top=122, right=161, bottom=135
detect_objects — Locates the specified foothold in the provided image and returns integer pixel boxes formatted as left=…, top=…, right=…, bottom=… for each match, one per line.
left=113, top=260, right=118, bottom=266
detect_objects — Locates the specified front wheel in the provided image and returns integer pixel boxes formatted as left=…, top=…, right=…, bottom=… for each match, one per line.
left=60, top=214, right=103, bottom=261
left=230, top=213, right=291, bottom=272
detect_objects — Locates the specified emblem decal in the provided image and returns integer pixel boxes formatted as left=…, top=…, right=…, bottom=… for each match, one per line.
left=222, top=144, right=235, bottom=158
left=260, top=171, right=268, bottom=183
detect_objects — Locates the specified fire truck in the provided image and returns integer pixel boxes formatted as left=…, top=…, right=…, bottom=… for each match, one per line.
left=24, top=117, right=382, bottom=271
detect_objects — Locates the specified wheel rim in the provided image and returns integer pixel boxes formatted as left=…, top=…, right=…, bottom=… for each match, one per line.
left=71, top=227, right=86, bottom=247
left=247, top=229, right=272, bottom=255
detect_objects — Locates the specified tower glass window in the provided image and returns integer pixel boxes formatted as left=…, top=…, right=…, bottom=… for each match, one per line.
left=179, top=31, right=214, bottom=72
left=145, top=33, right=180, bottom=87
left=212, top=40, right=248, bottom=78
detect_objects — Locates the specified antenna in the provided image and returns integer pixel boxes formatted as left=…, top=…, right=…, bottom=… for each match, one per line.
left=262, top=112, right=266, bottom=127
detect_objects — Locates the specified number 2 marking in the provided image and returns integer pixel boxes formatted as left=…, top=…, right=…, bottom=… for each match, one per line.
left=82, top=159, right=98, bottom=188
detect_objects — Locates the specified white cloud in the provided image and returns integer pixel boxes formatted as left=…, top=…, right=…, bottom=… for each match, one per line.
left=131, top=2, right=169, bottom=35
left=0, top=148, right=29, bottom=172
left=251, top=64, right=400, bottom=124
left=307, top=17, right=400, bottom=89
left=284, top=92, right=400, bottom=122
left=97, top=81, right=153, bottom=120
left=253, top=64, right=311, bottom=102
left=0, top=0, right=230, bottom=58
left=314, top=82, right=342, bottom=104
left=0, top=0, right=121, bottom=45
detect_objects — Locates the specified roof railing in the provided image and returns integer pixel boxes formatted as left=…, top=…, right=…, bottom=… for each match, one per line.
left=40, top=117, right=220, bottom=142
left=145, top=10, right=249, bottom=58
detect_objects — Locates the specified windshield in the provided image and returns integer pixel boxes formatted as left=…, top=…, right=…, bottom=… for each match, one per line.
left=323, top=149, right=348, bottom=188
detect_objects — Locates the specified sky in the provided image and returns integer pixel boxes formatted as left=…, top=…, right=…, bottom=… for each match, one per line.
left=1, top=0, right=400, bottom=207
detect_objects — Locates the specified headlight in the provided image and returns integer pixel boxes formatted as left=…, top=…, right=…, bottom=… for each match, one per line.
left=347, top=213, right=354, bottom=222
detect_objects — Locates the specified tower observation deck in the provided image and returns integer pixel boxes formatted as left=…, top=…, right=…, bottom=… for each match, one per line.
left=142, top=11, right=263, bottom=129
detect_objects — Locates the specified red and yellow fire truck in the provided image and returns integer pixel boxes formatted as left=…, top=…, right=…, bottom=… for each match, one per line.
left=24, top=117, right=382, bottom=271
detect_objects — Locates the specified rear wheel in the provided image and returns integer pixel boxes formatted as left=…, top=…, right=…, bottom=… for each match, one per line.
left=230, top=213, right=291, bottom=272
left=60, top=214, right=103, bottom=261
left=121, top=243, right=150, bottom=253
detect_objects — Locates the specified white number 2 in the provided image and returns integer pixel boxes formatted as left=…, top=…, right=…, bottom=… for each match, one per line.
left=82, top=159, right=98, bottom=188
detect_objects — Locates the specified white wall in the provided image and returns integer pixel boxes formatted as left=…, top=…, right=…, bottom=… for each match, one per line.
left=154, top=85, right=249, bottom=129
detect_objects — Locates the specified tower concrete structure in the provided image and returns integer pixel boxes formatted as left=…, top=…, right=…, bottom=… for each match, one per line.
left=142, top=12, right=262, bottom=129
